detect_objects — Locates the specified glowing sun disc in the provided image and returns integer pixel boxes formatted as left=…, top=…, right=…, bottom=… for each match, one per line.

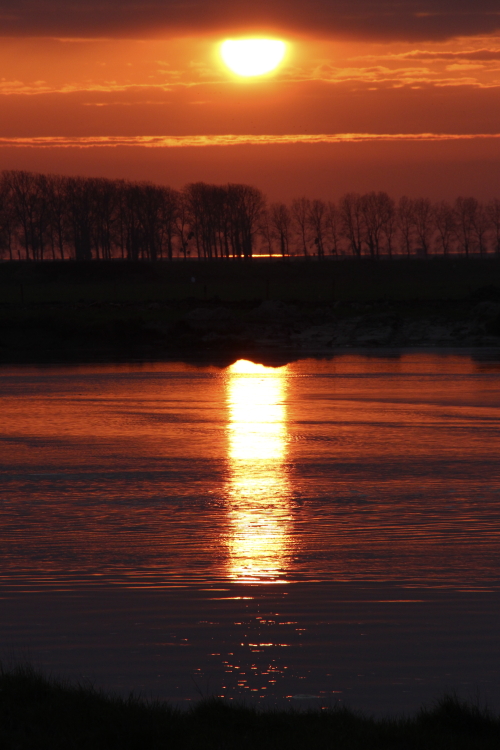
left=221, top=39, right=286, bottom=77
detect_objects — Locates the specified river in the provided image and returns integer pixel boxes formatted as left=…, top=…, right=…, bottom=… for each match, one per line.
left=1, top=351, right=499, bottom=714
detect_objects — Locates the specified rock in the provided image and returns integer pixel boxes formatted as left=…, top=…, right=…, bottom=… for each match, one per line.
left=473, top=301, right=500, bottom=318
left=425, top=325, right=454, bottom=342
left=249, top=300, right=297, bottom=322
left=293, top=324, right=335, bottom=349
left=353, top=326, right=394, bottom=345
left=470, top=285, right=500, bottom=302
left=184, top=307, right=234, bottom=324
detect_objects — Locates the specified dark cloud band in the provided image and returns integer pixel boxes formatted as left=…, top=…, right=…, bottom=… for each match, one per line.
left=0, top=1, right=499, bottom=41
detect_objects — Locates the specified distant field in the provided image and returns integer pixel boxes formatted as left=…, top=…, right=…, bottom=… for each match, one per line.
left=1, top=256, right=500, bottom=305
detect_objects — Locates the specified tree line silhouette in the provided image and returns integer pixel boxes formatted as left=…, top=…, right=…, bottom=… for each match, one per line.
left=1, top=169, right=499, bottom=261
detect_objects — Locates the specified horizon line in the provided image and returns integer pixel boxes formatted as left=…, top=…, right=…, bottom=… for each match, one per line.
left=1, top=133, right=500, bottom=148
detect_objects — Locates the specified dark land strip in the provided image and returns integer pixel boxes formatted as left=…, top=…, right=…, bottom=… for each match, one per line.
left=1, top=257, right=500, bottom=364
left=1, top=665, right=499, bottom=750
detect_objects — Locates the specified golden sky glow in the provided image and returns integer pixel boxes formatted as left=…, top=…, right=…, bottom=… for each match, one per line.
left=225, top=360, right=292, bottom=584
left=0, top=29, right=499, bottom=199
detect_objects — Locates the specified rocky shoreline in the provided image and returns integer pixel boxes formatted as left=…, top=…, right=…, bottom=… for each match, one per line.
left=2, top=293, right=500, bottom=364
left=178, top=297, right=500, bottom=354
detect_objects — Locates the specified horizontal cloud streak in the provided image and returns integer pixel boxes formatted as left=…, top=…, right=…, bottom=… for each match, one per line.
left=2, top=133, right=500, bottom=148
left=0, top=1, right=499, bottom=41
left=392, top=48, right=500, bottom=60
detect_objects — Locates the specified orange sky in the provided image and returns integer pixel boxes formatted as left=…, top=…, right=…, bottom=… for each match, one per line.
left=1, top=7, right=500, bottom=200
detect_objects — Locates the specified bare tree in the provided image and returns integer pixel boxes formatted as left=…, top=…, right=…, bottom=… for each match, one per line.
left=270, top=202, right=292, bottom=257
left=486, top=198, right=500, bottom=255
left=135, top=182, right=164, bottom=261
left=259, top=208, right=275, bottom=257
left=91, top=178, right=119, bottom=261
left=0, top=172, right=15, bottom=260
left=340, top=193, right=363, bottom=257
left=413, top=197, right=434, bottom=257
left=308, top=199, right=328, bottom=258
left=454, top=196, right=477, bottom=257
left=174, top=189, right=193, bottom=259
left=226, top=183, right=266, bottom=259
left=361, top=191, right=394, bottom=258
left=397, top=196, right=415, bottom=257
left=291, top=197, right=311, bottom=257
left=113, top=180, right=128, bottom=259
left=433, top=201, right=456, bottom=256
left=123, top=182, right=144, bottom=260
left=65, top=176, right=102, bottom=261
left=326, top=200, right=342, bottom=256
left=184, top=182, right=214, bottom=259
left=5, top=170, right=49, bottom=260
left=470, top=200, right=490, bottom=256
left=44, top=175, right=69, bottom=260
left=381, top=196, right=397, bottom=258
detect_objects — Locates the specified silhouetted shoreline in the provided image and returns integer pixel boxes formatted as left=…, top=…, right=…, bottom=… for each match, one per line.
left=1, top=258, right=500, bottom=364
left=1, top=665, right=499, bottom=749
left=2, top=296, right=500, bottom=365
left=165, top=295, right=500, bottom=357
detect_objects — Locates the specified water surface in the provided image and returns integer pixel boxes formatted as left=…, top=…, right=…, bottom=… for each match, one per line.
left=1, top=352, right=499, bottom=713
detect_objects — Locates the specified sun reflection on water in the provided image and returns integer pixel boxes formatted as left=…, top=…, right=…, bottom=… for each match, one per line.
left=225, top=360, right=292, bottom=584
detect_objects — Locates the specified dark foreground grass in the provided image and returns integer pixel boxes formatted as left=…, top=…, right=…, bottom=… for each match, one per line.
left=1, top=666, right=499, bottom=750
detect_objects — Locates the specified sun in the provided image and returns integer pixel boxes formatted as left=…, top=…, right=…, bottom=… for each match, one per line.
left=220, top=39, right=287, bottom=77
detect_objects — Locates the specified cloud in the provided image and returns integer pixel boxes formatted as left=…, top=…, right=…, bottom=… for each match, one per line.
left=395, top=48, right=500, bottom=60
left=445, top=63, right=487, bottom=71
left=0, top=80, right=177, bottom=95
left=2, top=133, right=500, bottom=148
left=0, top=1, right=499, bottom=42
left=2, top=70, right=497, bottom=98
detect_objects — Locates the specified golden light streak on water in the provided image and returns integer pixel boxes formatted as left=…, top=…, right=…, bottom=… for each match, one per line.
left=225, top=360, right=292, bottom=584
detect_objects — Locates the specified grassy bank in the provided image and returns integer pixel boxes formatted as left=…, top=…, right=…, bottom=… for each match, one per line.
left=0, top=666, right=499, bottom=749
